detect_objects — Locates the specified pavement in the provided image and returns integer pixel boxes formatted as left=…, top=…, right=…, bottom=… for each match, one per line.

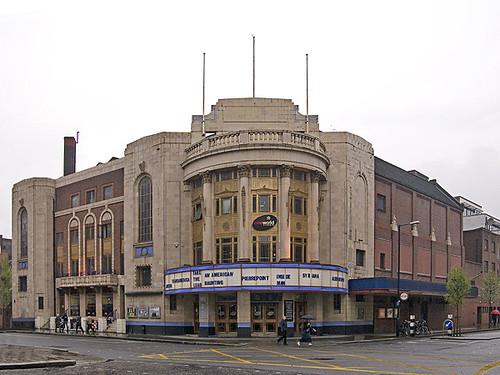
left=1, top=328, right=499, bottom=370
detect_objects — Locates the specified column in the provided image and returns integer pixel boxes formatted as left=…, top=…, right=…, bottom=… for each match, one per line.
left=308, top=172, right=320, bottom=263
left=238, top=166, right=251, bottom=262
left=237, top=290, right=251, bottom=337
left=202, top=171, right=214, bottom=263
left=279, top=165, right=291, bottom=261
left=198, top=293, right=216, bottom=337
left=183, top=181, right=193, bottom=265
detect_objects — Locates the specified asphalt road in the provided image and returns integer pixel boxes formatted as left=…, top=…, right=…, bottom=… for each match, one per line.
left=0, top=331, right=499, bottom=375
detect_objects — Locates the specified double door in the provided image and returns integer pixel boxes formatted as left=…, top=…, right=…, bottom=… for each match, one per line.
left=216, top=302, right=237, bottom=334
left=251, top=303, right=277, bottom=334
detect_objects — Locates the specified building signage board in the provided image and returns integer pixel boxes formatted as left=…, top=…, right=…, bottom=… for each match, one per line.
left=252, top=215, right=278, bottom=231
left=165, top=263, right=347, bottom=294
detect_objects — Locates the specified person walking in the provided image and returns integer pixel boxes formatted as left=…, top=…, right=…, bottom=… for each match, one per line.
left=277, top=316, right=288, bottom=345
left=75, top=315, right=84, bottom=334
left=61, top=312, right=69, bottom=332
left=55, top=314, right=61, bottom=333
left=297, top=320, right=316, bottom=346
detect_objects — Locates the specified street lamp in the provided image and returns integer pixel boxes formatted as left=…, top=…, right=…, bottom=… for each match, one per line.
left=396, top=220, right=419, bottom=337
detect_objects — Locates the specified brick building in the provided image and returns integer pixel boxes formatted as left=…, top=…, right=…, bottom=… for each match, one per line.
left=350, top=158, right=467, bottom=333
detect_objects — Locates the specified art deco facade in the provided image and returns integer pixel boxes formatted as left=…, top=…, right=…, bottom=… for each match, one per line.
left=12, top=97, right=374, bottom=336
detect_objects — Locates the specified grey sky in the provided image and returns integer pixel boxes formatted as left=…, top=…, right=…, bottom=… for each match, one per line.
left=2, top=0, right=500, bottom=237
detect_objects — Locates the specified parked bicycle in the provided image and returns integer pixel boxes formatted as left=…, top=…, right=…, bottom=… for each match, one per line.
left=398, top=319, right=431, bottom=336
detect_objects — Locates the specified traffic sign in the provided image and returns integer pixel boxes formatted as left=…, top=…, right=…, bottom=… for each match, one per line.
left=444, top=319, right=453, bottom=329
left=400, top=292, right=409, bottom=301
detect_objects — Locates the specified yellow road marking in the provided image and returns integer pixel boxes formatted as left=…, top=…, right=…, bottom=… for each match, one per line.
left=473, top=360, right=500, bottom=375
left=336, top=353, right=458, bottom=375
left=140, top=346, right=472, bottom=375
left=250, top=347, right=450, bottom=375
left=211, top=349, right=253, bottom=363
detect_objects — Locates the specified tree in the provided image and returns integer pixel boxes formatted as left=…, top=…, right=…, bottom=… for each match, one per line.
left=0, top=256, right=12, bottom=306
left=478, top=270, right=500, bottom=327
left=445, top=267, right=471, bottom=336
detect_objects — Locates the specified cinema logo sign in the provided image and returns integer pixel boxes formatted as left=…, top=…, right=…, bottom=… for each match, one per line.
left=252, top=215, right=277, bottom=231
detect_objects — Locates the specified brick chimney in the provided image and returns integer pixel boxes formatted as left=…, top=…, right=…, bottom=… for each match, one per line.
left=64, top=136, right=76, bottom=176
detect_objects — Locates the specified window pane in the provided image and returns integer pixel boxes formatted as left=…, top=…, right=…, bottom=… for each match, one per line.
left=20, top=209, right=28, bottom=258
left=103, top=186, right=113, bottom=200
left=72, top=195, right=79, bottom=207
left=259, top=195, right=269, bottom=212
left=294, top=197, right=302, bottom=215
left=87, top=190, right=95, bottom=204
left=222, top=198, right=231, bottom=214
left=138, top=177, right=152, bottom=242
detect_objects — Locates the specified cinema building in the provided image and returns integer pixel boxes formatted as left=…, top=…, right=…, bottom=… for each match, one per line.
left=12, top=97, right=375, bottom=336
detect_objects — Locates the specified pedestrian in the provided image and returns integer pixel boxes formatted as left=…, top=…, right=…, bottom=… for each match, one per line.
left=55, top=314, right=61, bottom=333
left=297, top=320, right=316, bottom=346
left=61, top=312, right=69, bottom=332
left=277, top=315, right=288, bottom=345
left=75, top=315, right=84, bottom=334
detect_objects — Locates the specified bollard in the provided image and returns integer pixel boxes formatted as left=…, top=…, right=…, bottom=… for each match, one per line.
left=409, top=315, right=416, bottom=336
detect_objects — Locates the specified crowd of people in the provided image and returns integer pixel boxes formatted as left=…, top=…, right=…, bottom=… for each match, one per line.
left=54, top=313, right=99, bottom=334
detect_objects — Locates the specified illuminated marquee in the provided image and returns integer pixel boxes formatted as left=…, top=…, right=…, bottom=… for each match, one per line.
left=165, top=263, right=347, bottom=294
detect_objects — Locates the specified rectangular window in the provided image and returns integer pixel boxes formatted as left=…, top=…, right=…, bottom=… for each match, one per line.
left=103, top=185, right=113, bottom=200
left=356, top=249, right=365, bottom=267
left=493, top=262, right=496, bottom=272
left=19, top=276, right=27, bottom=292
left=333, top=294, right=341, bottom=312
left=233, top=197, right=238, bottom=214
left=216, top=237, right=238, bottom=263
left=221, top=197, right=232, bottom=214
left=86, top=226, right=94, bottom=240
left=252, top=236, right=277, bottom=262
left=291, top=237, right=307, bottom=263
left=101, top=223, right=112, bottom=239
left=220, top=170, right=234, bottom=181
left=485, top=239, right=489, bottom=252
left=377, top=194, right=386, bottom=212
left=86, top=190, right=96, bottom=204
left=492, top=242, right=496, bottom=253
left=294, top=197, right=303, bottom=215
left=194, top=203, right=202, bottom=221
left=272, top=195, right=277, bottom=212
left=380, top=253, right=386, bottom=269
left=170, top=294, right=177, bottom=312
left=70, top=230, right=78, bottom=243
left=484, top=261, right=489, bottom=272
left=136, top=265, right=152, bottom=287
left=71, top=194, right=80, bottom=208
left=38, top=296, right=44, bottom=310
left=258, top=168, right=270, bottom=177
left=194, top=241, right=203, bottom=265
left=56, top=233, right=64, bottom=246
left=252, top=195, right=257, bottom=212
left=259, top=195, right=270, bottom=212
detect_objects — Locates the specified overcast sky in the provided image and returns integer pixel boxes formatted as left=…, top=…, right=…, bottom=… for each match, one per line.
left=2, top=1, right=500, bottom=238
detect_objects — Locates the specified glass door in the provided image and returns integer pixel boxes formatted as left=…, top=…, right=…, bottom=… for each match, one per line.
left=251, top=303, right=277, bottom=334
left=216, top=302, right=237, bottom=334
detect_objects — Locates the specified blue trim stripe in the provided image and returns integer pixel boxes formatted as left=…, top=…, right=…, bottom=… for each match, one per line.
left=238, top=322, right=251, bottom=328
left=13, top=318, right=35, bottom=322
left=200, top=322, right=215, bottom=328
left=165, top=286, right=348, bottom=294
left=166, top=262, right=348, bottom=274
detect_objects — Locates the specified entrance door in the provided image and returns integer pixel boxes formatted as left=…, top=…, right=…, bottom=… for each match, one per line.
left=216, top=302, right=237, bottom=334
left=295, top=302, right=307, bottom=333
left=251, top=303, right=278, bottom=334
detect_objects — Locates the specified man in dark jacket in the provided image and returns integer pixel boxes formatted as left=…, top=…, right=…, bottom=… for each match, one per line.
left=277, top=315, right=288, bottom=345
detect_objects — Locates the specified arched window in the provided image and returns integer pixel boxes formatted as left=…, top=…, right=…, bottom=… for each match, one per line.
left=138, top=176, right=152, bottom=243
left=20, top=208, right=28, bottom=258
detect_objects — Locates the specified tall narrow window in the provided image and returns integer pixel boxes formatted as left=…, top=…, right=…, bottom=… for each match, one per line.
left=138, top=176, right=152, bottom=243
left=20, top=208, right=28, bottom=258
left=380, top=253, right=386, bottom=270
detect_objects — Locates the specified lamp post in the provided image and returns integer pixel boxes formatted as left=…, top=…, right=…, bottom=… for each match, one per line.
left=396, top=220, right=419, bottom=337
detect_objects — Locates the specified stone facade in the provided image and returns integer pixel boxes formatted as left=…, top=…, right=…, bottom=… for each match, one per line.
left=12, top=97, right=375, bottom=336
